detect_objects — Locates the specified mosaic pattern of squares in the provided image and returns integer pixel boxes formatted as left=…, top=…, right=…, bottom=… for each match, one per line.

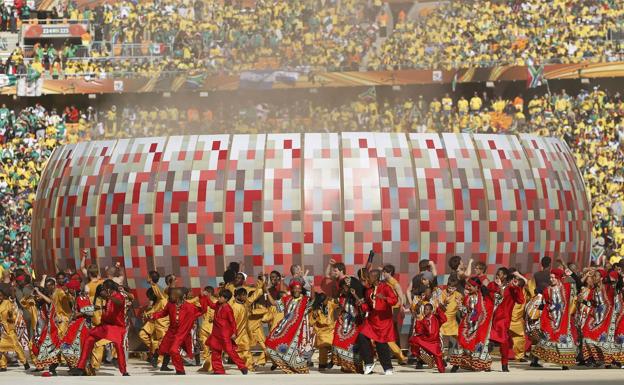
left=32, top=134, right=591, bottom=291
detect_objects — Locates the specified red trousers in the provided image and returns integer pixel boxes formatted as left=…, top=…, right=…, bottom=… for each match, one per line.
left=158, top=330, right=189, bottom=373
left=490, top=338, right=510, bottom=365
left=410, top=338, right=445, bottom=373
left=208, top=336, right=246, bottom=374
left=183, top=333, right=194, bottom=358
left=77, top=325, right=127, bottom=374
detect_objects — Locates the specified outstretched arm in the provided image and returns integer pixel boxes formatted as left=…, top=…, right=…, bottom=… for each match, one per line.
left=325, top=258, right=336, bottom=278
left=33, top=287, right=52, bottom=304
left=39, top=274, right=47, bottom=288
left=79, top=251, right=88, bottom=278
left=429, top=260, right=437, bottom=278
left=465, top=258, right=473, bottom=277
left=151, top=302, right=171, bottom=320
left=263, top=281, right=277, bottom=307
left=406, top=281, right=414, bottom=306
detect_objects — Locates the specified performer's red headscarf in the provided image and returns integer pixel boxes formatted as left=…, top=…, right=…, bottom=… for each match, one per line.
left=467, top=276, right=482, bottom=287
left=550, top=268, right=565, bottom=280
left=289, top=279, right=303, bottom=291
left=65, top=279, right=81, bottom=292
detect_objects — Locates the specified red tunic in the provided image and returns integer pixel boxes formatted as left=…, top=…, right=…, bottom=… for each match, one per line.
left=488, top=283, right=524, bottom=344
left=409, top=307, right=447, bottom=356
left=457, top=290, right=495, bottom=352
left=62, top=295, right=93, bottom=345
left=96, top=291, right=126, bottom=344
left=320, top=277, right=340, bottom=298
left=539, top=282, right=573, bottom=343
left=582, top=284, right=614, bottom=342
left=202, top=297, right=237, bottom=342
left=359, top=282, right=398, bottom=343
left=152, top=301, right=204, bottom=337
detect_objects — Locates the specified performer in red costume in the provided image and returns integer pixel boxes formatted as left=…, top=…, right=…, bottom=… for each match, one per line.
left=151, top=287, right=205, bottom=375
left=204, top=289, right=248, bottom=375
left=410, top=303, right=447, bottom=373
left=530, top=268, right=577, bottom=370
left=352, top=268, right=398, bottom=376
left=449, top=276, right=496, bottom=372
left=265, top=279, right=315, bottom=374
left=488, top=268, right=525, bottom=372
left=70, top=279, right=128, bottom=376
left=59, top=278, right=94, bottom=368
left=581, top=269, right=616, bottom=366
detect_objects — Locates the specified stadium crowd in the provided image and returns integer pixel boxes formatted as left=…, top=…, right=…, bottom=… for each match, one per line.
left=4, top=0, right=382, bottom=78
left=3, top=0, right=624, bottom=78
left=0, top=86, right=621, bottom=275
left=368, top=0, right=624, bottom=70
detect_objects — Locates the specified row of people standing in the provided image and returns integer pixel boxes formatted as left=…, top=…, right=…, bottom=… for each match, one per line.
left=2, top=254, right=624, bottom=375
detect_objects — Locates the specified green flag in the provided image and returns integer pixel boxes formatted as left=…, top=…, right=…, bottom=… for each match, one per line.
left=358, top=86, right=376, bottom=101
left=27, top=66, right=41, bottom=82
left=0, top=74, right=16, bottom=88
left=527, top=64, right=544, bottom=88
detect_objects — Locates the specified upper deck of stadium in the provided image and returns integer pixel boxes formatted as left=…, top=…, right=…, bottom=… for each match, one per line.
left=0, top=0, right=620, bottom=89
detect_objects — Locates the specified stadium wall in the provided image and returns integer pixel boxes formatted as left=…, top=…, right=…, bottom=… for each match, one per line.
left=32, top=133, right=591, bottom=294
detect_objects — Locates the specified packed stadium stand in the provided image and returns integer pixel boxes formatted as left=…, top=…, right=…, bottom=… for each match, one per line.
left=0, top=0, right=622, bottom=274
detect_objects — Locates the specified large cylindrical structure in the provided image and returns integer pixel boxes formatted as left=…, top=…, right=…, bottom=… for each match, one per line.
left=32, top=133, right=591, bottom=293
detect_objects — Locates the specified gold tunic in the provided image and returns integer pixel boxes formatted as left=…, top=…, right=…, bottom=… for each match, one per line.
left=0, top=299, right=27, bottom=366
left=52, top=288, right=72, bottom=337
left=310, top=301, right=337, bottom=347
left=440, top=290, right=463, bottom=336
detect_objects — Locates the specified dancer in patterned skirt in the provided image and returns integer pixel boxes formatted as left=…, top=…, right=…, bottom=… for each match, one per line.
left=332, top=277, right=364, bottom=373
left=449, top=277, right=495, bottom=372
left=265, top=279, right=315, bottom=373
left=531, top=268, right=577, bottom=370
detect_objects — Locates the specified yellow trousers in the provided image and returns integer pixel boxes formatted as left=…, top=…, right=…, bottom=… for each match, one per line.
left=0, top=331, right=27, bottom=368
left=248, top=317, right=267, bottom=366
left=139, top=323, right=155, bottom=353
left=139, top=321, right=165, bottom=355
left=89, top=339, right=112, bottom=372
left=198, top=329, right=212, bottom=371
left=388, top=341, right=407, bottom=362
left=237, top=347, right=254, bottom=370
left=511, top=332, right=526, bottom=360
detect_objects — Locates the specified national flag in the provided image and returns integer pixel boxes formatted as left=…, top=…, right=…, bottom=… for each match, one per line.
left=240, top=71, right=275, bottom=90
left=0, top=74, right=16, bottom=88
left=17, top=67, right=43, bottom=97
left=273, top=71, right=299, bottom=85
left=451, top=71, right=458, bottom=92
left=358, top=86, right=376, bottom=101
left=527, top=64, right=545, bottom=88
left=239, top=70, right=300, bottom=89
left=27, top=66, right=41, bottom=82
left=185, top=71, right=207, bottom=89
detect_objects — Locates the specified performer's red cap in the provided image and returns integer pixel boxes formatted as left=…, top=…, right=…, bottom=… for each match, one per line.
left=65, top=279, right=81, bottom=292
left=289, top=280, right=303, bottom=290
left=467, top=276, right=482, bottom=287
left=550, top=268, right=565, bottom=279
left=609, top=271, right=619, bottom=281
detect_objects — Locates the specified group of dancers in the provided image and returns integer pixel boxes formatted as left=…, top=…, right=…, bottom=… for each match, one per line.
left=1, top=251, right=624, bottom=376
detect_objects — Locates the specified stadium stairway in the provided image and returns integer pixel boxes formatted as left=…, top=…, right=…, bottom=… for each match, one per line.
left=361, top=2, right=394, bottom=70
